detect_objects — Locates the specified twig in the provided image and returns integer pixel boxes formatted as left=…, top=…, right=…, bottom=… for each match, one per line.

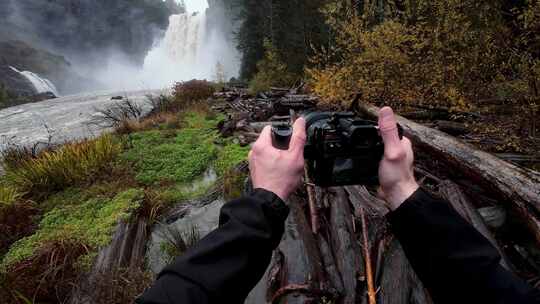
left=304, top=166, right=320, bottom=234
left=360, top=206, right=377, bottom=304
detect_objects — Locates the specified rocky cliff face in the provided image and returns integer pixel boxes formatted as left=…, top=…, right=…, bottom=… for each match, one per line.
left=0, top=40, right=93, bottom=95
left=0, top=0, right=180, bottom=65
left=0, top=0, right=182, bottom=103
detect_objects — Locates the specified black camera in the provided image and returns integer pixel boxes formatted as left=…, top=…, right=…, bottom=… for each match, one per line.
left=271, top=112, right=403, bottom=187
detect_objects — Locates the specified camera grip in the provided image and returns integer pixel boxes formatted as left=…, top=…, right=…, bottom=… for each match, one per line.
left=397, top=123, right=404, bottom=139
left=271, top=125, right=293, bottom=150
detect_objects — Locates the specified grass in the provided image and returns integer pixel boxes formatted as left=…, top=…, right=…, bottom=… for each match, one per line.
left=3, top=135, right=122, bottom=199
left=0, top=106, right=250, bottom=303
left=0, top=189, right=144, bottom=271
left=0, top=184, right=21, bottom=208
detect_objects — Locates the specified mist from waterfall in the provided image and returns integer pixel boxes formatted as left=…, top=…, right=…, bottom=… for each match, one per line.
left=91, top=10, right=240, bottom=91
left=140, top=11, right=240, bottom=88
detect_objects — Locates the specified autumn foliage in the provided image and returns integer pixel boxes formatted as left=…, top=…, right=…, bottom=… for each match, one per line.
left=308, top=0, right=540, bottom=119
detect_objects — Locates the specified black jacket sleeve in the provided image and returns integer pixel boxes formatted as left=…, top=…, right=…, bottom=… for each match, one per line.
left=387, top=188, right=540, bottom=304
left=136, top=188, right=289, bottom=304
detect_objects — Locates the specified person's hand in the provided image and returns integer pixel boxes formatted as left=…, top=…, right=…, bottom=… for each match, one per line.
left=378, top=107, right=419, bottom=210
left=249, top=118, right=306, bottom=201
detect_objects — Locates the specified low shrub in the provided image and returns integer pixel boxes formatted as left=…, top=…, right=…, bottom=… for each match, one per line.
left=1, top=239, right=89, bottom=304
left=92, top=98, right=145, bottom=130
left=147, top=94, right=175, bottom=114
left=4, top=135, right=122, bottom=198
left=172, top=80, right=215, bottom=111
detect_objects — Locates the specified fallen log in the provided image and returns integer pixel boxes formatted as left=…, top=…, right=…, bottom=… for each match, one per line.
left=377, top=238, right=432, bottom=304
left=270, top=194, right=331, bottom=304
left=345, top=186, right=432, bottom=304
left=326, top=187, right=364, bottom=304
left=357, top=103, right=540, bottom=247
left=495, top=153, right=540, bottom=164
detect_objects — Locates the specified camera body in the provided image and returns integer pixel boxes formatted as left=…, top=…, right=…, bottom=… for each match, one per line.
left=272, top=112, right=403, bottom=187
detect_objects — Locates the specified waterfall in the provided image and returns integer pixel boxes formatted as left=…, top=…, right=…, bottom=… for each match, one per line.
left=9, top=66, right=59, bottom=96
left=140, top=11, right=240, bottom=88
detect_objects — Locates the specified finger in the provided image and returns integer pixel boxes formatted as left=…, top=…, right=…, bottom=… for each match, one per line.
left=254, top=125, right=272, bottom=149
left=378, top=107, right=401, bottom=158
left=289, top=117, right=306, bottom=153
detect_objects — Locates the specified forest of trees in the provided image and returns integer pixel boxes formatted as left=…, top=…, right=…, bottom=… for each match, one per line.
left=234, top=0, right=539, bottom=131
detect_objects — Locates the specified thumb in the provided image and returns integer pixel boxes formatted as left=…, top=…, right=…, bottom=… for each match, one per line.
left=255, top=125, right=272, bottom=147
left=289, top=117, right=306, bottom=153
left=378, top=107, right=401, bottom=158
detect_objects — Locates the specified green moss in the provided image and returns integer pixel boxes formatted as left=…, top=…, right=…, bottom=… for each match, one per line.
left=1, top=189, right=144, bottom=270
left=182, top=111, right=224, bottom=129
left=215, top=144, right=250, bottom=176
left=120, top=111, right=241, bottom=186
left=121, top=129, right=218, bottom=185
left=40, top=177, right=134, bottom=212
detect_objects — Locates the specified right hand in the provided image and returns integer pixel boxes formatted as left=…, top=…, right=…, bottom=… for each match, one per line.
left=378, top=107, right=419, bottom=210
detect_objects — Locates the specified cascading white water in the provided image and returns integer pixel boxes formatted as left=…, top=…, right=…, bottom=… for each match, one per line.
left=140, top=11, right=239, bottom=88
left=9, top=66, right=59, bottom=96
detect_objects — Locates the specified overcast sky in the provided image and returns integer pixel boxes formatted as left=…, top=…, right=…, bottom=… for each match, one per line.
left=182, top=0, right=208, bottom=13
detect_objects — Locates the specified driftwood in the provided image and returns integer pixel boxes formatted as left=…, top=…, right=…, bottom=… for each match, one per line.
left=377, top=238, right=433, bottom=304
left=344, top=185, right=432, bottom=304
left=357, top=103, right=540, bottom=247
left=269, top=195, right=331, bottom=304
left=326, top=187, right=364, bottom=304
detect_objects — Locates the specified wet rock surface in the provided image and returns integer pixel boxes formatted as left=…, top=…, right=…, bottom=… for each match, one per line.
left=0, top=89, right=162, bottom=153
left=146, top=198, right=226, bottom=274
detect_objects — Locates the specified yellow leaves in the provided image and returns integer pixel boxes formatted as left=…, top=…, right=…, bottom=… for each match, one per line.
left=308, top=0, right=538, bottom=112
left=445, top=87, right=470, bottom=113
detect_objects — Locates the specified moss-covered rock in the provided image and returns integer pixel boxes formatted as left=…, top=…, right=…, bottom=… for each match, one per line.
left=0, top=188, right=144, bottom=271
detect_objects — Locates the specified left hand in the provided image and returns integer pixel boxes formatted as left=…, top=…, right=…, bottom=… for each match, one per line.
left=248, top=118, right=306, bottom=201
